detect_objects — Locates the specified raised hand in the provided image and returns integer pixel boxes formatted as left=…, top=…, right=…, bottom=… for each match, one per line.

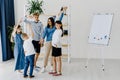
left=18, top=18, right=23, bottom=24
left=29, top=15, right=33, bottom=19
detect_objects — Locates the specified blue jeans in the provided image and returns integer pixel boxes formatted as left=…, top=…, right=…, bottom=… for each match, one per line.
left=24, top=54, right=35, bottom=76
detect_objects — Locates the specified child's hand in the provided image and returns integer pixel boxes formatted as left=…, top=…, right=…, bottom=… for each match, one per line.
left=64, top=6, right=68, bottom=10
left=39, top=39, right=44, bottom=47
left=54, top=44, right=57, bottom=48
left=18, top=18, right=23, bottom=24
left=28, top=15, right=33, bottom=19
left=40, top=39, right=44, bottom=44
left=13, top=26, right=17, bottom=31
left=25, top=15, right=33, bottom=19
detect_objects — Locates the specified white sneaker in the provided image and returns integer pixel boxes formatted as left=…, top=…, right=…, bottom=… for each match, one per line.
left=34, top=67, right=40, bottom=72
left=16, top=70, right=23, bottom=74
left=41, top=67, right=46, bottom=73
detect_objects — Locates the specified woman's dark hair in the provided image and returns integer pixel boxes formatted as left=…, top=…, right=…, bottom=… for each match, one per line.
left=55, top=20, right=63, bottom=37
left=47, top=17, right=55, bottom=28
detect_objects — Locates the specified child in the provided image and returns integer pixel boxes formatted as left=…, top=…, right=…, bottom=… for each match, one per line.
left=49, top=21, right=63, bottom=76
left=23, top=12, right=43, bottom=69
left=22, top=32, right=35, bottom=78
left=11, top=24, right=25, bottom=73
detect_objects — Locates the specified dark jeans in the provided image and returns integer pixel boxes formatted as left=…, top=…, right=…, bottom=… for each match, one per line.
left=24, top=54, right=35, bottom=76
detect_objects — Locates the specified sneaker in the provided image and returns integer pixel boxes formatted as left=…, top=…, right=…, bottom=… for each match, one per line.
left=53, top=73, right=62, bottom=76
left=18, top=70, right=23, bottom=73
left=34, top=68, right=40, bottom=72
left=29, top=75, right=35, bottom=78
left=49, top=71, right=57, bottom=74
left=35, top=66, right=41, bottom=68
left=17, top=70, right=23, bottom=74
left=41, top=67, right=46, bottom=73
left=23, top=75, right=28, bottom=78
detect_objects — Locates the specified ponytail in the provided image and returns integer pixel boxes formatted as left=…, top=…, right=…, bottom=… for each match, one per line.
left=55, top=20, right=63, bottom=37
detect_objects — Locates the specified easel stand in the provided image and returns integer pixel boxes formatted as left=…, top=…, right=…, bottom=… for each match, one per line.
left=85, top=44, right=106, bottom=71
left=85, top=13, right=113, bottom=71
left=67, top=4, right=71, bottom=63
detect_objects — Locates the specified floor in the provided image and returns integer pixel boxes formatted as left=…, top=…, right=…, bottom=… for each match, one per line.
left=0, top=58, right=120, bottom=80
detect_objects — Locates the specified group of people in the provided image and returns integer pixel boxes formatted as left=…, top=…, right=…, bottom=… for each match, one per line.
left=11, top=6, right=67, bottom=78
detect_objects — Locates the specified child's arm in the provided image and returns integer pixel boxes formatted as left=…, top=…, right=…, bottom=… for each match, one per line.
left=23, top=44, right=27, bottom=55
left=28, top=25, right=34, bottom=38
left=26, top=24, right=34, bottom=40
left=11, top=19, right=23, bottom=42
left=10, top=25, right=18, bottom=42
left=21, top=15, right=33, bottom=24
left=39, top=23, right=44, bottom=43
left=53, top=30, right=62, bottom=47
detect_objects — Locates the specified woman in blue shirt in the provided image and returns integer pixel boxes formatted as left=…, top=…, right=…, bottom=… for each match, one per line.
left=40, top=17, right=56, bottom=73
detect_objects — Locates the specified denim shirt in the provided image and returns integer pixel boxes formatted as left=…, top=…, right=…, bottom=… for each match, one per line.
left=42, top=26, right=56, bottom=41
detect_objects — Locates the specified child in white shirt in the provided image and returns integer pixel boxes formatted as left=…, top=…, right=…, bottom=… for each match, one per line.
left=49, top=20, right=63, bottom=76
left=22, top=32, right=35, bottom=78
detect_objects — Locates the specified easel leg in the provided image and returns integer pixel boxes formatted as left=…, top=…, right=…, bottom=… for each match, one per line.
left=100, top=46, right=105, bottom=71
left=85, top=58, right=89, bottom=68
left=85, top=45, right=90, bottom=68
